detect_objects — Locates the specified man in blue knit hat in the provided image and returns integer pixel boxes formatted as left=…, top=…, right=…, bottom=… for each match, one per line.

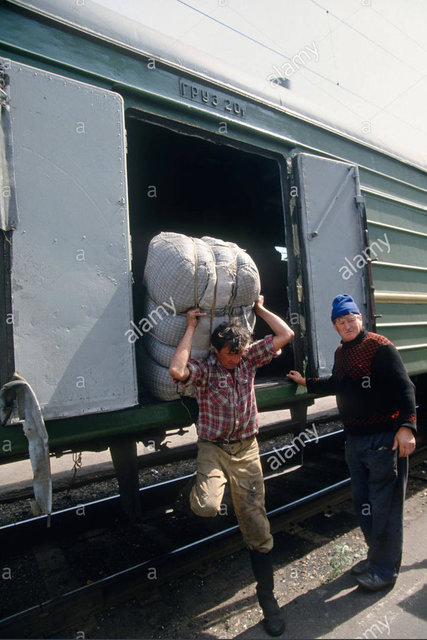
left=288, top=294, right=417, bottom=591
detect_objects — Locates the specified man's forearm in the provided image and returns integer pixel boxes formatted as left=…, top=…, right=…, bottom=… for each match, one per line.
left=256, top=305, right=294, bottom=349
left=169, top=325, right=196, bottom=380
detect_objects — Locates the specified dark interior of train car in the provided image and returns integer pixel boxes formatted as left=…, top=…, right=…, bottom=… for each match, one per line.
left=125, top=112, right=293, bottom=381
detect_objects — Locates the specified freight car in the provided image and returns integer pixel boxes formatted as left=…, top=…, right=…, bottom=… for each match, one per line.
left=0, top=1, right=426, bottom=514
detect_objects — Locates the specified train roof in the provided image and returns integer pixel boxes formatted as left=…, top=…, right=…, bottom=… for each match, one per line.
left=6, top=0, right=427, bottom=172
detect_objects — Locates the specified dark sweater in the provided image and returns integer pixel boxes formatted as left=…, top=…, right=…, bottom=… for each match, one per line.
left=306, top=329, right=417, bottom=435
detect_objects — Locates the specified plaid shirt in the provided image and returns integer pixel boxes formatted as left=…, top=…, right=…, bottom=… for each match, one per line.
left=176, top=335, right=276, bottom=441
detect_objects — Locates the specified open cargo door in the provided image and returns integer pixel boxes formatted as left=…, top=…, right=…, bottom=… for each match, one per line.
left=1, top=58, right=137, bottom=419
left=293, top=153, right=373, bottom=377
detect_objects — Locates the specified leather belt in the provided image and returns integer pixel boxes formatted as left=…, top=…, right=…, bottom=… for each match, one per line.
left=203, top=436, right=253, bottom=448
left=199, top=437, right=242, bottom=445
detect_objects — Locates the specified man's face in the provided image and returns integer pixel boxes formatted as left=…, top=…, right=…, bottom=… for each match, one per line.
left=333, top=313, right=363, bottom=342
left=214, top=345, right=245, bottom=369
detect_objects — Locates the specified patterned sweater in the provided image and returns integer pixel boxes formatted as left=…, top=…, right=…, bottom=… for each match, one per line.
left=306, top=329, right=417, bottom=435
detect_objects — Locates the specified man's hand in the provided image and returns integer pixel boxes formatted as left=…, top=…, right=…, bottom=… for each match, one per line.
left=393, top=426, right=416, bottom=458
left=254, top=295, right=265, bottom=314
left=287, top=370, right=307, bottom=386
left=186, top=307, right=206, bottom=328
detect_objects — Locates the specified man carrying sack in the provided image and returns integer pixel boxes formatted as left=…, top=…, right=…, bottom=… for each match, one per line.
left=169, top=295, right=294, bottom=636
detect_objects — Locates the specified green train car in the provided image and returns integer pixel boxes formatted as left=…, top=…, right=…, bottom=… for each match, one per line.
left=0, top=0, right=426, bottom=476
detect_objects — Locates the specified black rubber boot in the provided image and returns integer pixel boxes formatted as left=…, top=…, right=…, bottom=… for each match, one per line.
left=249, top=549, right=285, bottom=636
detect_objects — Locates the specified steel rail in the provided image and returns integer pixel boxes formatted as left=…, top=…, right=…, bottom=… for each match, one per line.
left=0, top=429, right=345, bottom=549
left=0, top=405, right=340, bottom=502
left=0, top=480, right=351, bottom=638
left=1, top=445, right=425, bottom=638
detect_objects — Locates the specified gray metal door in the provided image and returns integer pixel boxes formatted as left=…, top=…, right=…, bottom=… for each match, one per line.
left=1, top=57, right=137, bottom=419
left=293, top=153, right=372, bottom=376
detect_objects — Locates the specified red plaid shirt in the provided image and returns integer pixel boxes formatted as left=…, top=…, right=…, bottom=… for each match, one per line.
left=176, top=335, right=275, bottom=441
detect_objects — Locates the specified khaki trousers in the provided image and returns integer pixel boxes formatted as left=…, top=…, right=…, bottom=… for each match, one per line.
left=190, top=436, right=273, bottom=553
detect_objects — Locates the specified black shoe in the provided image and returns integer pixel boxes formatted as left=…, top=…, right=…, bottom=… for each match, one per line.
left=356, top=571, right=396, bottom=592
left=351, top=559, right=370, bottom=575
left=257, top=590, right=285, bottom=637
left=249, top=550, right=286, bottom=636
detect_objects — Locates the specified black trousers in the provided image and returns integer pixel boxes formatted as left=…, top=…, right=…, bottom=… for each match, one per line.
left=345, top=430, right=408, bottom=580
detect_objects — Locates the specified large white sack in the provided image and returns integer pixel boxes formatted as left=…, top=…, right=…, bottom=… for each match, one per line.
left=202, top=235, right=261, bottom=308
left=144, top=331, right=207, bottom=368
left=142, top=294, right=257, bottom=350
left=142, top=295, right=188, bottom=346
left=138, top=309, right=257, bottom=401
left=143, top=310, right=256, bottom=368
left=136, top=343, right=187, bottom=401
left=143, top=232, right=216, bottom=313
left=143, top=232, right=260, bottom=312
left=139, top=232, right=260, bottom=400
left=200, top=236, right=236, bottom=309
left=234, top=247, right=261, bottom=308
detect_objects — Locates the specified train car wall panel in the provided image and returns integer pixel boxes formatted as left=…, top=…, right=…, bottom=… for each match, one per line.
left=294, top=153, right=370, bottom=377
left=362, top=190, right=427, bottom=375
left=3, top=58, right=138, bottom=419
left=0, top=4, right=425, bottom=460
left=2, top=3, right=426, bottom=195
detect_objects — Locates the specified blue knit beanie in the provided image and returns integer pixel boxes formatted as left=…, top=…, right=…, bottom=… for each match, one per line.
left=331, top=294, right=361, bottom=321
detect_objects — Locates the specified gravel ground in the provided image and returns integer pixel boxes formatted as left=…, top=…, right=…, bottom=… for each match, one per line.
left=54, top=470, right=427, bottom=640
left=2, top=426, right=425, bottom=640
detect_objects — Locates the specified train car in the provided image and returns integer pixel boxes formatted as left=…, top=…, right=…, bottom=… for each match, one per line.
left=0, top=1, right=426, bottom=512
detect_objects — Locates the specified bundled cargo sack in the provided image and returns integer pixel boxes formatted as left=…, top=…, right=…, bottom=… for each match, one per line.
left=138, top=232, right=260, bottom=400
left=143, top=233, right=215, bottom=313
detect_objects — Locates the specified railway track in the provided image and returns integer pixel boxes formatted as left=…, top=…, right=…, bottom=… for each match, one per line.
left=0, top=405, right=340, bottom=505
left=0, top=427, right=343, bottom=548
left=0, top=428, right=426, bottom=638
